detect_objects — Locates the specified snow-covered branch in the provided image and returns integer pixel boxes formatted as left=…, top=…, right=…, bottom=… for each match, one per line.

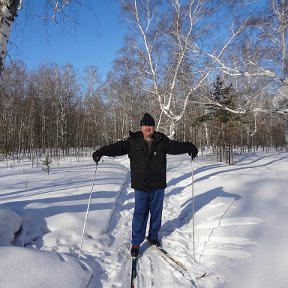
left=208, top=0, right=288, bottom=86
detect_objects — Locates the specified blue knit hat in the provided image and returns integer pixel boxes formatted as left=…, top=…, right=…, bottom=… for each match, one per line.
left=140, top=113, right=155, bottom=126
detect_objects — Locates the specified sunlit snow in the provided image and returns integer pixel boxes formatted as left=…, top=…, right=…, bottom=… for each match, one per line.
left=0, top=151, right=287, bottom=287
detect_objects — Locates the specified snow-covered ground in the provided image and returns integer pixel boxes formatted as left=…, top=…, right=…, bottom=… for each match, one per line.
left=0, top=151, right=287, bottom=288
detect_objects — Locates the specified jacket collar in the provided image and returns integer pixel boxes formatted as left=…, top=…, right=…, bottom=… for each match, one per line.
left=129, top=130, right=165, bottom=142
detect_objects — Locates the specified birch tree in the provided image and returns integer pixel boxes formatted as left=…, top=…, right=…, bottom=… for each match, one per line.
left=207, top=0, right=288, bottom=115
left=120, top=0, right=287, bottom=143
left=120, top=0, right=219, bottom=137
left=0, top=0, right=21, bottom=74
left=206, top=0, right=288, bottom=146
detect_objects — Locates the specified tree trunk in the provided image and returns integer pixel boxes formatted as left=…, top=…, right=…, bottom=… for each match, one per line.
left=0, top=0, right=20, bottom=76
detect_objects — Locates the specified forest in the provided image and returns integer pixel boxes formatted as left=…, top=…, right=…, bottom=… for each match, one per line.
left=0, top=0, right=287, bottom=164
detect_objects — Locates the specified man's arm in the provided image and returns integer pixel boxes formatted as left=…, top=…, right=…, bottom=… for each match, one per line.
left=93, top=139, right=130, bottom=163
left=165, top=139, right=198, bottom=159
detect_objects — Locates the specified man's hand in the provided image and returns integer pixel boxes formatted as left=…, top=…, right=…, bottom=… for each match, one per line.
left=188, top=144, right=198, bottom=159
left=92, top=150, right=103, bottom=163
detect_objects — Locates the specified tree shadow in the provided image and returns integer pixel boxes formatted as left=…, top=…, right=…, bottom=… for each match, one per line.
left=161, top=186, right=241, bottom=238
left=160, top=152, right=287, bottom=240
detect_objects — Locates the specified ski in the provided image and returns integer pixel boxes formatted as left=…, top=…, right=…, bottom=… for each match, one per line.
left=146, top=238, right=189, bottom=272
left=196, top=272, right=207, bottom=279
left=147, top=238, right=207, bottom=280
left=130, top=256, right=138, bottom=288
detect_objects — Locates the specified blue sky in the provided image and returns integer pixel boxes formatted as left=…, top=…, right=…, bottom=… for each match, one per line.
left=8, top=0, right=127, bottom=79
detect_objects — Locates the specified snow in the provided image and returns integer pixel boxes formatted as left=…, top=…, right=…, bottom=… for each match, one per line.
left=0, top=151, right=287, bottom=287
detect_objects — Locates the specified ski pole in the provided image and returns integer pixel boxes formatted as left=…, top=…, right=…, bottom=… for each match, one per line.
left=78, top=162, right=98, bottom=259
left=191, top=157, right=196, bottom=260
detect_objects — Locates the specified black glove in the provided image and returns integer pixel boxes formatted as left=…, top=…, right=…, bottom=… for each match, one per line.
left=187, top=144, right=198, bottom=159
left=92, top=150, right=103, bottom=163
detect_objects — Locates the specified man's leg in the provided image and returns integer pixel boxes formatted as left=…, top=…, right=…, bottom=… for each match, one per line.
left=132, top=190, right=150, bottom=246
left=148, top=188, right=165, bottom=240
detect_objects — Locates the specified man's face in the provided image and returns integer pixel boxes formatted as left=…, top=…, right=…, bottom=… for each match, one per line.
left=141, top=125, right=155, bottom=139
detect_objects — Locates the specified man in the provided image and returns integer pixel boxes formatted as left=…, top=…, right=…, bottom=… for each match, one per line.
left=92, top=113, right=198, bottom=257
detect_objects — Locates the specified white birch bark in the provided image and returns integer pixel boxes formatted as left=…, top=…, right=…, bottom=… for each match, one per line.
left=0, top=0, right=20, bottom=75
left=123, top=0, right=212, bottom=138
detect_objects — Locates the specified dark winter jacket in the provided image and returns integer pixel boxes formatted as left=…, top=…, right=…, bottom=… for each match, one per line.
left=95, top=131, right=198, bottom=192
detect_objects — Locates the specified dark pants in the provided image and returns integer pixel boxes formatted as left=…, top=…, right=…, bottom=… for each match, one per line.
left=131, top=189, right=165, bottom=246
